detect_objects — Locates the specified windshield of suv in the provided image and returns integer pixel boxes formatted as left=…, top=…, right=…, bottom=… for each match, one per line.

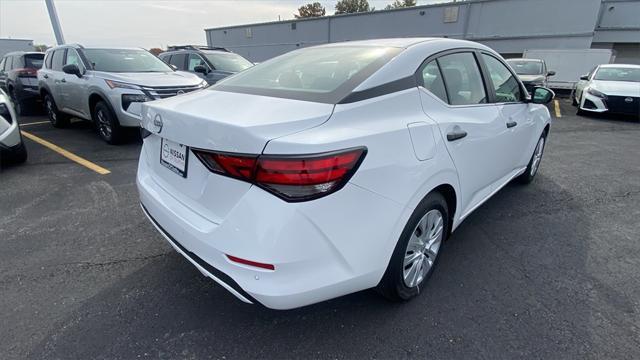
left=24, top=54, right=44, bottom=68
left=204, top=53, right=253, bottom=72
left=84, top=49, right=172, bottom=72
left=213, top=46, right=402, bottom=103
left=594, top=67, right=640, bottom=82
left=506, top=60, right=543, bottom=75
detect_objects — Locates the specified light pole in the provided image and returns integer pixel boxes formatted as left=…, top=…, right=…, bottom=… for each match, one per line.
left=45, top=0, right=65, bottom=45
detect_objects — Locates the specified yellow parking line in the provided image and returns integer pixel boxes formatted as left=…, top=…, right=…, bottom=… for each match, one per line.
left=554, top=100, right=562, bottom=118
left=19, top=121, right=51, bottom=127
left=20, top=130, right=111, bottom=175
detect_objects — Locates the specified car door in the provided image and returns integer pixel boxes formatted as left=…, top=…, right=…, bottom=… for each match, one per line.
left=417, top=51, right=511, bottom=218
left=169, top=53, right=186, bottom=71
left=480, top=52, right=537, bottom=171
left=48, top=49, right=67, bottom=107
left=59, top=48, right=88, bottom=116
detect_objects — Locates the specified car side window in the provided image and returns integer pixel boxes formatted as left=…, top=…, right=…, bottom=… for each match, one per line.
left=45, top=52, right=53, bottom=69
left=65, top=49, right=82, bottom=69
left=169, top=54, right=186, bottom=70
left=437, top=52, right=487, bottom=106
left=187, top=53, right=208, bottom=71
left=481, top=54, right=522, bottom=103
left=51, top=50, right=66, bottom=71
left=0, top=58, right=5, bottom=71
left=419, top=60, right=448, bottom=103
left=6, top=56, right=13, bottom=70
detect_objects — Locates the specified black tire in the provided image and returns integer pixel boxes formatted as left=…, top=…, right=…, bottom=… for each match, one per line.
left=44, top=93, right=69, bottom=127
left=93, top=101, right=124, bottom=144
left=377, top=192, right=449, bottom=302
left=1, top=141, right=28, bottom=167
left=517, top=131, right=547, bottom=184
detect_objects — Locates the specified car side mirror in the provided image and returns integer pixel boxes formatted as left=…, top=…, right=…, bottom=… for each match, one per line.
left=547, top=70, right=556, bottom=77
left=579, top=74, right=589, bottom=81
left=62, top=64, right=82, bottom=78
left=194, top=65, right=208, bottom=74
left=530, top=86, right=555, bottom=104
left=169, top=64, right=178, bottom=70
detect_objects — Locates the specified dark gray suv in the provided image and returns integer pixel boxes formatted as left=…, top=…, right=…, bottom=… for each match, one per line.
left=159, top=46, right=253, bottom=85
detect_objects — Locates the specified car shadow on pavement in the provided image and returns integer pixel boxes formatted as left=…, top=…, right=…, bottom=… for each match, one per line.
left=27, top=174, right=632, bottom=359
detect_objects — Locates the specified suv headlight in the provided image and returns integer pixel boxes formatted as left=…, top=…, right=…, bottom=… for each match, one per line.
left=122, top=94, right=152, bottom=111
left=105, top=79, right=142, bottom=90
left=587, top=88, right=607, bottom=99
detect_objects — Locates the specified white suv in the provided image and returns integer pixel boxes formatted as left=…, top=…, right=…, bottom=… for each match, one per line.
left=137, top=38, right=554, bottom=309
left=38, top=45, right=206, bottom=144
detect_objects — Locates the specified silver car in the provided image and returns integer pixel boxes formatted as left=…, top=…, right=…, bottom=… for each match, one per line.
left=38, top=45, right=206, bottom=144
left=0, top=89, right=27, bottom=165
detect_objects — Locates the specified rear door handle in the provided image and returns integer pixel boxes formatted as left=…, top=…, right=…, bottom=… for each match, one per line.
left=447, top=130, right=467, bottom=142
left=43, top=74, right=49, bottom=79
left=506, top=121, right=517, bottom=128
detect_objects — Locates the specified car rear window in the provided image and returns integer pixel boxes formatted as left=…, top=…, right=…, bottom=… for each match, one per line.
left=212, top=46, right=402, bottom=103
left=24, top=54, right=45, bottom=68
left=204, top=53, right=253, bottom=73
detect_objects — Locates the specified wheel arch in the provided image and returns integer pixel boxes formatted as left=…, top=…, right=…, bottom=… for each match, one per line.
left=88, top=92, right=119, bottom=124
left=431, top=184, right=457, bottom=239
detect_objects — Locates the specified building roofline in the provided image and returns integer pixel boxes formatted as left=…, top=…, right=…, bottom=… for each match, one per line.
left=205, top=0, right=495, bottom=32
left=0, top=38, right=34, bottom=42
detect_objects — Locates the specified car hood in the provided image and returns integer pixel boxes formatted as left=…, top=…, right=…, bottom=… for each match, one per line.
left=95, top=71, right=203, bottom=87
left=591, top=80, right=640, bottom=97
left=518, top=75, right=545, bottom=83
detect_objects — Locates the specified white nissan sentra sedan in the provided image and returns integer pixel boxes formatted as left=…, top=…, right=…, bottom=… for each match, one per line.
left=137, top=38, right=554, bottom=310
left=573, top=64, right=640, bottom=118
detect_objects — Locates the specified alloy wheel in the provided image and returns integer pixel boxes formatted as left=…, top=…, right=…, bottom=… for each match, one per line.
left=530, top=137, right=545, bottom=176
left=403, top=209, right=444, bottom=288
left=96, top=109, right=112, bottom=140
left=46, top=97, right=56, bottom=122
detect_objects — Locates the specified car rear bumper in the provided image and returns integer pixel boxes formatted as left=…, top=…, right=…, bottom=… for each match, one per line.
left=136, top=143, right=404, bottom=309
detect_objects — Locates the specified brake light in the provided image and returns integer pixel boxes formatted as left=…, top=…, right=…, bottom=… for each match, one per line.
left=193, top=147, right=366, bottom=202
left=15, top=68, right=37, bottom=77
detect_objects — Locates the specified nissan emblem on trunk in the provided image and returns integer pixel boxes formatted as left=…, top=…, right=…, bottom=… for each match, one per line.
left=625, top=97, right=633, bottom=103
left=153, top=114, right=163, bottom=133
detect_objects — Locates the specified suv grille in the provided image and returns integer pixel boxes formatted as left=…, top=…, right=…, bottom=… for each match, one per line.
left=142, top=84, right=204, bottom=99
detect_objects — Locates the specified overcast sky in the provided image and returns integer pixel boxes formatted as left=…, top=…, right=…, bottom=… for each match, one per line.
left=0, top=0, right=445, bottom=48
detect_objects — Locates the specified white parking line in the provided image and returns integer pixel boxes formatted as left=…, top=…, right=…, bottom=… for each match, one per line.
left=19, top=121, right=51, bottom=127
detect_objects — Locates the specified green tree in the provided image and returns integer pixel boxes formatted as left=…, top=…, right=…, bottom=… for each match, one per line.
left=335, top=0, right=372, bottom=14
left=295, top=2, right=326, bottom=18
left=385, top=0, right=417, bottom=10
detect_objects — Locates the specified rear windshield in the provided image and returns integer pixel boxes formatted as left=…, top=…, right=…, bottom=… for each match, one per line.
left=506, top=60, right=543, bottom=75
left=594, top=67, right=640, bottom=82
left=25, top=54, right=44, bottom=68
left=212, top=46, right=402, bottom=103
left=204, top=53, right=253, bottom=73
left=84, top=49, right=173, bottom=73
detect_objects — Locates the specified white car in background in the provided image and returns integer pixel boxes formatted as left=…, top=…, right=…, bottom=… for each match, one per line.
left=573, top=64, right=640, bottom=118
left=137, top=38, right=554, bottom=310
left=0, top=88, right=27, bottom=166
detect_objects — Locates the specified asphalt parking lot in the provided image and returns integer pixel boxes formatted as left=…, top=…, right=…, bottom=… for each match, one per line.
left=1, top=98, right=639, bottom=359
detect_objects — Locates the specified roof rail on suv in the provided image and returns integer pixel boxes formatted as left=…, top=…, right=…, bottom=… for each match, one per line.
left=167, top=45, right=230, bottom=52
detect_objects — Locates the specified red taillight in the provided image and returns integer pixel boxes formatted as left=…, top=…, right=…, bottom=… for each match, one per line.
left=226, top=255, right=275, bottom=270
left=193, top=147, right=366, bottom=202
left=15, top=68, right=38, bottom=77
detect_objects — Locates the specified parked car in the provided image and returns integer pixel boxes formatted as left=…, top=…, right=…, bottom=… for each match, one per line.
left=137, top=38, right=554, bottom=310
left=158, top=45, right=253, bottom=85
left=38, top=44, right=207, bottom=144
left=506, top=58, right=555, bottom=92
left=0, top=88, right=27, bottom=166
left=573, top=64, right=640, bottom=118
left=0, top=51, right=45, bottom=114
